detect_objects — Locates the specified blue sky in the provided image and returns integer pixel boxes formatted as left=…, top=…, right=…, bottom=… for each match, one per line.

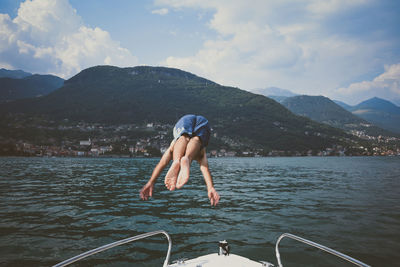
left=1, top=0, right=400, bottom=105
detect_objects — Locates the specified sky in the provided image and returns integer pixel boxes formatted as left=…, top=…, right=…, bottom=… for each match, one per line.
left=1, top=0, right=400, bottom=105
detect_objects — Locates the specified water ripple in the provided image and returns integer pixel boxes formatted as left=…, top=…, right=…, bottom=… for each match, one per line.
left=0, top=157, right=399, bottom=266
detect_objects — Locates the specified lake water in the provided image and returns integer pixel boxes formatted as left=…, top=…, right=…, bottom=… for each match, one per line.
left=0, top=157, right=399, bottom=266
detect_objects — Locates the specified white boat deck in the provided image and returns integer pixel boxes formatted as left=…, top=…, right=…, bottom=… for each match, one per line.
left=168, top=253, right=270, bottom=267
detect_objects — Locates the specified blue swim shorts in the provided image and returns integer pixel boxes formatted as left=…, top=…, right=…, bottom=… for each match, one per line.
left=173, top=114, right=211, bottom=148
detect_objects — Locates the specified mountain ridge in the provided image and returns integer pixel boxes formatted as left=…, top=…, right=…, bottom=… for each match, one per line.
left=0, top=68, right=32, bottom=79
left=280, top=95, right=398, bottom=136
left=0, top=65, right=354, bottom=152
left=0, top=73, right=64, bottom=102
left=348, top=97, right=400, bottom=133
left=282, top=95, right=366, bottom=124
left=252, top=87, right=298, bottom=97
left=351, top=97, right=400, bottom=115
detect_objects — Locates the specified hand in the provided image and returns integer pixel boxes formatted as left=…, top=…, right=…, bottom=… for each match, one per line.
left=207, top=187, right=220, bottom=206
left=140, top=182, right=154, bottom=200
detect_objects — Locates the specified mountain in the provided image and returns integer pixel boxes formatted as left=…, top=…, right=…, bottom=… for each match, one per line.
left=0, top=74, right=64, bottom=102
left=252, top=87, right=297, bottom=103
left=281, top=95, right=395, bottom=136
left=267, top=95, right=288, bottom=103
left=0, top=65, right=353, bottom=152
left=0, top=68, right=32, bottom=79
left=282, top=95, right=366, bottom=127
left=350, top=97, right=400, bottom=133
left=253, top=87, right=297, bottom=97
left=351, top=97, right=400, bottom=115
left=333, top=100, right=352, bottom=110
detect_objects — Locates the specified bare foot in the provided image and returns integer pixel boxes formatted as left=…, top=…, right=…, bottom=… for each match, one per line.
left=165, top=160, right=180, bottom=191
left=177, top=156, right=190, bottom=189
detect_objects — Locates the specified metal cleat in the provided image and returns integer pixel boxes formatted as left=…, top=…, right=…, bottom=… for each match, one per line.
left=260, top=261, right=274, bottom=267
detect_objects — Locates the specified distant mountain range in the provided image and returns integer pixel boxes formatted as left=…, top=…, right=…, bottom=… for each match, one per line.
left=253, top=87, right=297, bottom=103
left=344, top=97, right=400, bottom=134
left=281, top=95, right=366, bottom=127
left=0, top=65, right=355, bottom=152
left=255, top=86, right=400, bottom=134
left=279, top=95, right=398, bottom=136
left=333, top=100, right=353, bottom=110
left=253, top=87, right=298, bottom=97
left=0, top=68, right=32, bottom=79
left=0, top=69, right=64, bottom=102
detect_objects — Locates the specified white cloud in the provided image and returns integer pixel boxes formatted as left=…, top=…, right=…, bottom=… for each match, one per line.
left=152, top=8, right=169, bottom=15
left=306, top=0, right=370, bottom=15
left=156, top=0, right=396, bottom=103
left=164, top=19, right=304, bottom=88
left=158, top=1, right=305, bottom=88
left=335, top=63, right=400, bottom=105
left=0, top=0, right=138, bottom=78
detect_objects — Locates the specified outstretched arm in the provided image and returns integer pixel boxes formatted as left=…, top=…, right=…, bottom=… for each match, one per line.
left=198, top=150, right=220, bottom=206
left=140, top=146, right=172, bottom=200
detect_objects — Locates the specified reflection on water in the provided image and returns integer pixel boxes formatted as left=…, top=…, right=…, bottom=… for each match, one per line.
left=0, top=157, right=399, bottom=266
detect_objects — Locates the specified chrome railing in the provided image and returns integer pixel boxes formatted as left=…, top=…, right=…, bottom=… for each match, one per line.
left=53, top=230, right=172, bottom=267
left=275, top=233, right=371, bottom=267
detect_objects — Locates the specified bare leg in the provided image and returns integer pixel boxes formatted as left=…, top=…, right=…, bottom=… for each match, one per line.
left=177, top=136, right=202, bottom=189
left=165, top=135, right=189, bottom=191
